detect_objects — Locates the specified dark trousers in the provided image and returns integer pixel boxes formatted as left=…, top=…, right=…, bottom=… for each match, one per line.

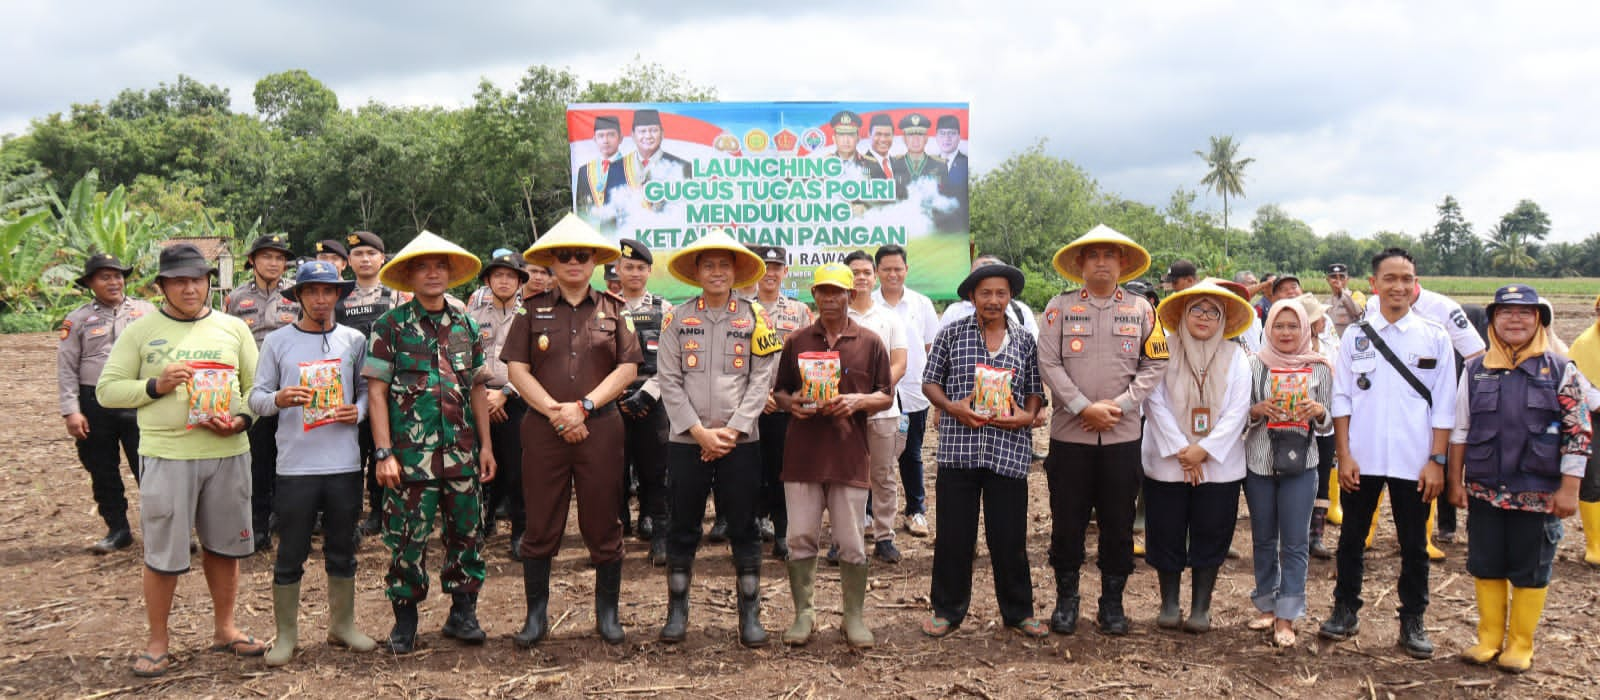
left=758, top=411, right=791, bottom=537
left=75, top=386, right=141, bottom=531
left=520, top=411, right=626, bottom=564
left=929, top=466, right=1033, bottom=627
left=1466, top=498, right=1561, bottom=588
left=1334, top=475, right=1431, bottom=617
left=1582, top=411, right=1600, bottom=502
left=898, top=409, right=929, bottom=515
left=360, top=418, right=379, bottom=517
left=665, top=442, right=761, bottom=568
left=272, top=472, right=361, bottom=585
left=1043, top=439, right=1143, bottom=577
left=1143, top=478, right=1242, bottom=572
left=1315, top=434, right=1335, bottom=501
left=485, top=396, right=527, bottom=537
left=249, top=415, right=279, bottom=533
left=622, top=401, right=670, bottom=530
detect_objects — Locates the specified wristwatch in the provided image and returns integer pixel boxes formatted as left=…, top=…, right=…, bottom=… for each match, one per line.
left=1430, top=453, right=1447, bottom=466
left=374, top=447, right=393, bottom=461
left=579, top=398, right=595, bottom=415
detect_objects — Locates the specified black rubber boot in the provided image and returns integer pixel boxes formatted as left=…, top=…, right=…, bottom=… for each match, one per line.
left=595, top=560, right=625, bottom=645
left=513, top=559, right=551, bottom=648
left=440, top=592, right=486, bottom=644
left=1050, top=569, right=1080, bottom=635
left=387, top=601, right=418, bottom=654
left=1097, top=575, right=1130, bottom=636
left=1310, top=507, right=1332, bottom=560
left=1183, top=567, right=1218, bottom=633
left=648, top=536, right=668, bottom=567
left=736, top=567, right=769, bottom=648
left=1398, top=614, right=1434, bottom=659
left=659, top=564, right=691, bottom=643
left=1157, top=569, right=1183, bottom=629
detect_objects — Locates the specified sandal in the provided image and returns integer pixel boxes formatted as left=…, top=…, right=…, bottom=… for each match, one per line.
left=1274, top=626, right=1297, bottom=648
left=1248, top=612, right=1275, bottom=631
left=132, top=652, right=171, bottom=678
left=1009, top=618, right=1049, bottom=639
left=921, top=615, right=956, bottom=638
left=210, top=634, right=268, bottom=657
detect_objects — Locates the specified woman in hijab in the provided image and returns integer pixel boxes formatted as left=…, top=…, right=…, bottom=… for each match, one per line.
left=1142, top=280, right=1254, bottom=634
left=1244, top=298, right=1334, bottom=647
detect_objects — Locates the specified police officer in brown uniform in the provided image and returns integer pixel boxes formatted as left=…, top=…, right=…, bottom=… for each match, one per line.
left=468, top=251, right=531, bottom=559
left=656, top=229, right=783, bottom=647
left=59, top=253, right=156, bottom=553
left=336, top=230, right=411, bottom=535
left=314, top=239, right=349, bottom=274
left=614, top=238, right=674, bottom=565
left=752, top=245, right=814, bottom=559
left=1038, top=225, right=1168, bottom=636
left=502, top=214, right=641, bottom=647
left=225, top=233, right=300, bottom=551
left=829, top=110, right=873, bottom=172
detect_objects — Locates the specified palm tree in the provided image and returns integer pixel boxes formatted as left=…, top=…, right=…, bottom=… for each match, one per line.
left=1195, top=135, right=1255, bottom=256
left=1484, top=222, right=1535, bottom=274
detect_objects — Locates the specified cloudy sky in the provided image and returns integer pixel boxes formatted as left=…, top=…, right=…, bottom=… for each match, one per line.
left=5, top=1, right=1596, bottom=241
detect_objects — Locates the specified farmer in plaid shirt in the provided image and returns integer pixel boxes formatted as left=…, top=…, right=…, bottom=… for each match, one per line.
left=918, top=263, right=1047, bottom=639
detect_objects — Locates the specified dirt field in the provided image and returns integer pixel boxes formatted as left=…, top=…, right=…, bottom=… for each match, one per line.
left=2, top=302, right=1598, bottom=699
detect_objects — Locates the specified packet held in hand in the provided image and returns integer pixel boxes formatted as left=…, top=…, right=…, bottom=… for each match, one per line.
left=1267, top=367, right=1312, bottom=430
left=972, top=363, right=1015, bottom=417
left=185, top=361, right=236, bottom=429
left=796, top=351, right=841, bottom=408
left=299, top=359, right=344, bottom=431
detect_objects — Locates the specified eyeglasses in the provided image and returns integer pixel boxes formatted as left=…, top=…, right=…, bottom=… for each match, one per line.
left=553, top=250, right=593, bottom=264
left=1188, top=306, right=1222, bottom=321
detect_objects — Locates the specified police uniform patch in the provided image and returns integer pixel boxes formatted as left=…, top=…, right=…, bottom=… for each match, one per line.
left=89, top=326, right=109, bottom=337
left=733, top=357, right=745, bottom=369
left=130, top=308, right=144, bottom=319
left=1068, top=337, right=1085, bottom=353
left=684, top=340, right=701, bottom=351
left=1355, top=335, right=1371, bottom=351
left=680, top=316, right=702, bottom=326
left=1121, top=338, right=1135, bottom=353
left=1045, top=308, right=1059, bottom=326
left=731, top=317, right=752, bottom=329
left=1144, top=324, right=1170, bottom=359
left=686, top=353, right=699, bottom=368
left=662, top=310, right=674, bottom=327
left=1450, top=309, right=1469, bottom=329
left=239, top=299, right=256, bottom=309
left=59, top=320, right=71, bottom=341
left=1069, top=305, right=1087, bottom=313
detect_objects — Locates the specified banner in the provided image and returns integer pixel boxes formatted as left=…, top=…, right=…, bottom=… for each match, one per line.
left=567, top=101, right=970, bottom=301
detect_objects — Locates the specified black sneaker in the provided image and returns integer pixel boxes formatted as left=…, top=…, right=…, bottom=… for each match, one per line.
left=873, top=540, right=902, bottom=564
left=1318, top=602, right=1360, bottom=641
left=1397, top=615, right=1434, bottom=659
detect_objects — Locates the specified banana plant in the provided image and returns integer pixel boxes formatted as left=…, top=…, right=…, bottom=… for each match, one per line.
left=48, top=170, right=166, bottom=295
left=0, top=209, right=69, bottom=315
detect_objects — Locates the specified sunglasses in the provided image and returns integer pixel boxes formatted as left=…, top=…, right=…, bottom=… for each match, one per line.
left=553, top=250, right=593, bottom=264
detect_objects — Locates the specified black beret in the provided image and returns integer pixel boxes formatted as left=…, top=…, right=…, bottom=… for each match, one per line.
left=618, top=238, right=654, bottom=265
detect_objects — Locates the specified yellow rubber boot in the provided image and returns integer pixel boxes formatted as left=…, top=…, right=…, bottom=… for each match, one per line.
left=1580, top=501, right=1600, bottom=567
left=1460, top=578, right=1508, bottom=665
left=1326, top=469, right=1343, bottom=525
left=1426, top=501, right=1446, bottom=560
left=1133, top=538, right=1146, bottom=557
left=1365, top=492, right=1383, bottom=550
left=1497, top=586, right=1548, bottom=673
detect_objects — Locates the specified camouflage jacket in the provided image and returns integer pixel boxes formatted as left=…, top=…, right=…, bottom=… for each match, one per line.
left=362, top=299, right=487, bottom=482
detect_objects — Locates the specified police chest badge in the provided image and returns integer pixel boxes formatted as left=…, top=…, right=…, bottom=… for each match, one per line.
left=686, top=353, right=699, bottom=368
left=538, top=334, right=549, bottom=352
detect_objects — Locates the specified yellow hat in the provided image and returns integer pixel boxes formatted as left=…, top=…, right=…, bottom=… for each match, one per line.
left=1157, top=279, right=1255, bottom=340
left=810, top=262, right=853, bottom=291
left=1050, top=224, right=1151, bottom=284
left=667, top=228, right=767, bottom=289
left=523, top=213, right=622, bottom=267
left=378, top=230, right=482, bottom=293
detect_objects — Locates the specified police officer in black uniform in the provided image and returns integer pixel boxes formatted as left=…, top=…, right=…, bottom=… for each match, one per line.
left=615, top=238, right=673, bottom=565
left=335, top=230, right=411, bottom=535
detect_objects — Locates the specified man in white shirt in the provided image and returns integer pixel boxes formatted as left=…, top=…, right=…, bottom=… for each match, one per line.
left=842, top=251, right=909, bottom=564
left=940, top=255, right=1039, bottom=339
left=871, top=244, right=942, bottom=537
left=1319, top=248, right=1457, bottom=660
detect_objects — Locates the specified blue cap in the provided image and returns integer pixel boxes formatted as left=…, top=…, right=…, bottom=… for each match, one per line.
left=1487, top=283, right=1548, bottom=325
left=283, top=260, right=355, bottom=302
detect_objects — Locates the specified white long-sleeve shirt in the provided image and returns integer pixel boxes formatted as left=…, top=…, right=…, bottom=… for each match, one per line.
left=1141, top=349, right=1253, bottom=484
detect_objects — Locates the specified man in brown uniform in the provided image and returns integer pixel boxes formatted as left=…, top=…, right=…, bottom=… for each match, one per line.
left=503, top=214, right=641, bottom=647
left=225, top=233, right=300, bottom=552
left=59, top=253, right=156, bottom=552
left=771, top=262, right=892, bottom=648
left=656, top=228, right=782, bottom=647
left=1038, top=225, right=1167, bottom=636
left=752, top=245, right=814, bottom=559
left=468, top=252, right=531, bottom=559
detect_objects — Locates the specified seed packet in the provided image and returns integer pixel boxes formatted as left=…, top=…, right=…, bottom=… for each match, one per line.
left=796, top=351, right=841, bottom=408
left=972, top=363, right=1016, bottom=417
left=299, top=359, right=344, bottom=431
left=185, top=361, right=236, bottom=429
left=1268, top=367, right=1313, bottom=429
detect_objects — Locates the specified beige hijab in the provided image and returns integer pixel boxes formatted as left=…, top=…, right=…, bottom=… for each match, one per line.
left=1164, top=295, right=1239, bottom=439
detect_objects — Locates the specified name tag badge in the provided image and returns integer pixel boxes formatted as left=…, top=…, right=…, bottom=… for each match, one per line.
left=1416, top=357, right=1438, bottom=370
left=1191, top=408, right=1212, bottom=436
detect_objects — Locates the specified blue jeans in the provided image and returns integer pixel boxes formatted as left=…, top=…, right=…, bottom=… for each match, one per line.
left=898, top=409, right=928, bottom=515
left=1244, top=469, right=1317, bottom=620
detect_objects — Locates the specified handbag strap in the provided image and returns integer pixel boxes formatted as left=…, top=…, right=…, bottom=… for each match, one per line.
left=1356, top=320, right=1431, bottom=405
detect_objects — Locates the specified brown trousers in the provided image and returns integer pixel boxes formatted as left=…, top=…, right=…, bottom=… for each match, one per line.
left=519, top=410, right=626, bottom=564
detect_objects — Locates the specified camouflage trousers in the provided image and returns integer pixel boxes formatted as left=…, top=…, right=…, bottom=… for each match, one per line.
left=382, top=477, right=486, bottom=603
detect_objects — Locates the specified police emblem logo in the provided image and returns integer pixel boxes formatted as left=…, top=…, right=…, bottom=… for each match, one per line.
left=684, top=340, right=701, bottom=351
left=1069, top=305, right=1087, bottom=313
left=1068, top=337, right=1085, bottom=353
left=622, top=246, right=634, bottom=258
left=315, top=242, right=324, bottom=252
left=713, top=133, right=740, bottom=153
left=1045, top=309, right=1059, bottom=326
left=685, top=353, right=699, bottom=368
left=1121, top=338, right=1135, bottom=353
left=734, top=343, right=745, bottom=355
left=347, top=233, right=361, bottom=246
left=744, top=129, right=770, bottom=152
left=1355, top=335, right=1371, bottom=351
left=733, top=357, right=745, bottom=369
left=239, top=299, right=257, bottom=309
left=58, top=319, right=72, bottom=341
left=680, top=316, right=702, bottom=326
left=731, top=318, right=752, bottom=329
left=911, top=115, right=923, bottom=126
left=840, top=114, right=854, bottom=126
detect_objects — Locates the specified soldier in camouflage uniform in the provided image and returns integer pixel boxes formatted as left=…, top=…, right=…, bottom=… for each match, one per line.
left=225, top=233, right=299, bottom=552
left=336, top=230, right=412, bottom=536
left=362, top=231, right=497, bottom=654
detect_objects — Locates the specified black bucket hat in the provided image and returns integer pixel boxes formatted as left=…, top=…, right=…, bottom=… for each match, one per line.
left=76, top=253, right=134, bottom=288
left=957, top=263, right=1025, bottom=302
left=155, top=243, right=218, bottom=281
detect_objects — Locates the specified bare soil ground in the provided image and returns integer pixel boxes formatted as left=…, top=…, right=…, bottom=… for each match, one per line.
left=1, top=302, right=1598, bottom=698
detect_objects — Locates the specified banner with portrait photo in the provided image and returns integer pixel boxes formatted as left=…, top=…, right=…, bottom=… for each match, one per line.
left=566, top=101, right=970, bottom=301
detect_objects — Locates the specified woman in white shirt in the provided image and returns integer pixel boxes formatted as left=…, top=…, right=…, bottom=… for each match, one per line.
left=1141, top=280, right=1255, bottom=634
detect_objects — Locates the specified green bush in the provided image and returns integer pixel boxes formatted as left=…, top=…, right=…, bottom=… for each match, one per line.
left=0, top=312, right=56, bottom=334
